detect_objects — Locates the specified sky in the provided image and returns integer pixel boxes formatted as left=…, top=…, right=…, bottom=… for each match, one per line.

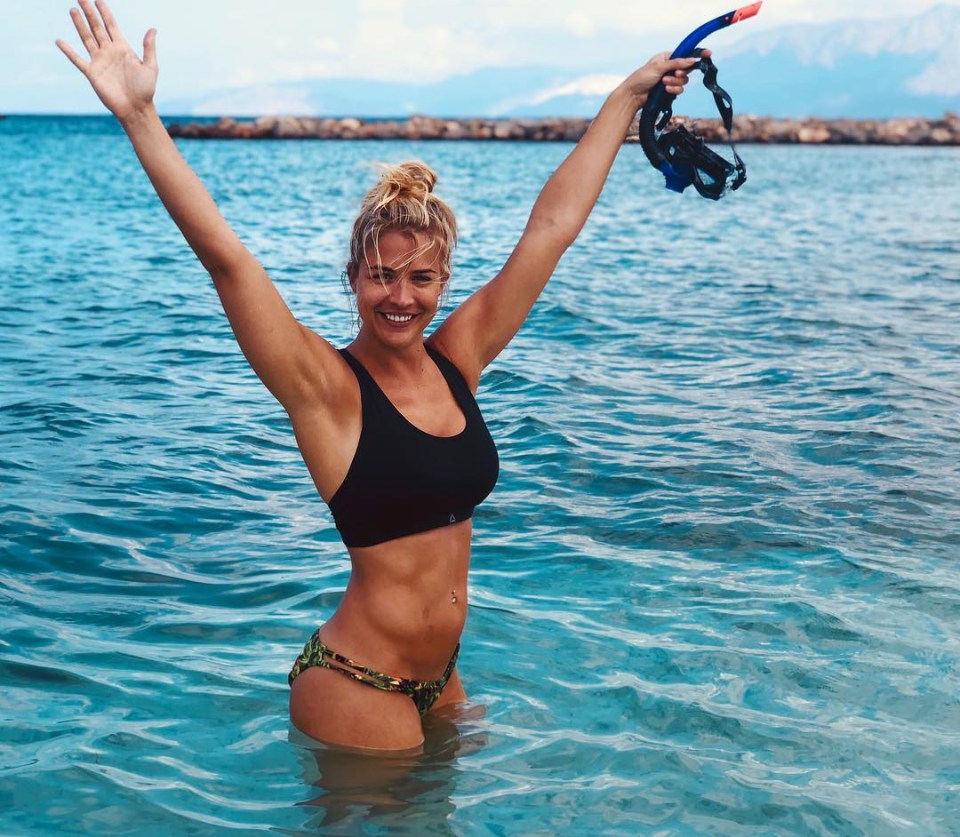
left=5, top=1, right=957, bottom=113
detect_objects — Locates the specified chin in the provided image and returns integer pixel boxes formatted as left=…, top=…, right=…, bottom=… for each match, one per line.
left=364, top=319, right=429, bottom=349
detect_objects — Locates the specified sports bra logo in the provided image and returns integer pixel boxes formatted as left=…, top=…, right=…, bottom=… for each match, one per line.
left=449, top=514, right=456, bottom=523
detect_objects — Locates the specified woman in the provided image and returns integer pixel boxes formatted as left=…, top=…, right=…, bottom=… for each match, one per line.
left=58, top=0, right=699, bottom=752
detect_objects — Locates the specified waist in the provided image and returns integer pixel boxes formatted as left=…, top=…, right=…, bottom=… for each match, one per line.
left=322, top=528, right=471, bottom=677
left=321, top=600, right=466, bottom=680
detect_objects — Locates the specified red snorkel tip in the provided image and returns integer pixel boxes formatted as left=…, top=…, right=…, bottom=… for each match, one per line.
left=732, top=1, right=762, bottom=23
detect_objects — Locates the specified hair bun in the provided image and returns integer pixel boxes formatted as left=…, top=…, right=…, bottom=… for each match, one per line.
left=348, top=158, right=457, bottom=282
left=373, top=161, right=437, bottom=210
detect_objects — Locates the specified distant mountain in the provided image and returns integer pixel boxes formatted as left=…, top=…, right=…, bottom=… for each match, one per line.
left=161, top=5, right=960, bottom=120
left=162, top=67, right=574, bottom=119
left=710, top=3, right=960, bottom=118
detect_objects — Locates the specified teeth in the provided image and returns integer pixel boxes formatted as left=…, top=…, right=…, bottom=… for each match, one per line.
left=383, top=313, right=415, bottom=323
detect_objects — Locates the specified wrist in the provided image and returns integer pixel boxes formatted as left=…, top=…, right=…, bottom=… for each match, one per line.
left=610, top=81, right=646, bottom=115
left=118, top=102, right=159, bottom=132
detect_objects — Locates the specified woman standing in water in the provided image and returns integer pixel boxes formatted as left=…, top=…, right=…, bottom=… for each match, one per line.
left=58, top=0, right=698, bottom=752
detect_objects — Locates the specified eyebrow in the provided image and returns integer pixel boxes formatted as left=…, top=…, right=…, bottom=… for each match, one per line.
left=371, top=266, right=438, bottom=276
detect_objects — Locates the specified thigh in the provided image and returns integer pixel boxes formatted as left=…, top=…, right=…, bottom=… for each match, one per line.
left=429, top=667, right=466, bottom=711
left=290, top=665, right=425, bottom=751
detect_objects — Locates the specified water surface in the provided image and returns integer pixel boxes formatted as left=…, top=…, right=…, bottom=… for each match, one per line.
left=2, top=117, right=960, bottom=835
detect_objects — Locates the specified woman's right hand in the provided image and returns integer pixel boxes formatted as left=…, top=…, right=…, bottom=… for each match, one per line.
left=56, top=0, right=158, bottom=122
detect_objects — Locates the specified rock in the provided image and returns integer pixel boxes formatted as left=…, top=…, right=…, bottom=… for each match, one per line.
left=797, top=124, right=831, bottom=143
left=273, top=117, right=307, bottom=138
left=163, top=113, right=960, bottom=145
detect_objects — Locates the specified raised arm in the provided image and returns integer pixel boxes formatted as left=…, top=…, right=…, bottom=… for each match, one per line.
left=57, top=0, right=340, bottom=411
left=432, top=52, right=699, bottom=382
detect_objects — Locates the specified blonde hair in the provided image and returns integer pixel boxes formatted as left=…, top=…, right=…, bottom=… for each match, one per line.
left=346, top=161, right=458, bottom=281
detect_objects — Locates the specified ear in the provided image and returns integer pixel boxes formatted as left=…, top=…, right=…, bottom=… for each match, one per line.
left=346, top=262, right=358, bottom=291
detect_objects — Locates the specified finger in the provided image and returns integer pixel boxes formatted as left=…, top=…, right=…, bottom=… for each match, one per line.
left=69, top=7, right=98, bottom=55
left=663, top=72, right=690, bottom=91
left=78, top=0, right=110, bottom=46
left=96, top=0, right=128, bottom=46
left=143, top=28, right=158, bottom=69
left=55, top=38, right=90, bottom=74
left=669, top=57, right=699, bottom=71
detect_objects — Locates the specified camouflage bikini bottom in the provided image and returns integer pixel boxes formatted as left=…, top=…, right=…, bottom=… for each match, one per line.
left=288, top=629, right=459, bottom=716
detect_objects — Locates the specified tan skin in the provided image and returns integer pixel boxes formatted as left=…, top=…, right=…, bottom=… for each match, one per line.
left=58, top=0, right=699, bottom=751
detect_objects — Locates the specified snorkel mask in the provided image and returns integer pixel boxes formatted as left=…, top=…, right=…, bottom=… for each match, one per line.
left=639, top=2, right=762, bottom=199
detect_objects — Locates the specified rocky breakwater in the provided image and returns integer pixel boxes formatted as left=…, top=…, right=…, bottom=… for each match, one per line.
left=681, top=113, right=960, bottom=145
left=166, top=113, right=960, bottom=145
left=166, top=115, right=591, bottom=142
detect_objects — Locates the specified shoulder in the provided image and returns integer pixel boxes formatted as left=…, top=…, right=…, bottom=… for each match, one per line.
left=286, top=326, right=360, bottom=416
left=426, top=330, right=481, bottom=394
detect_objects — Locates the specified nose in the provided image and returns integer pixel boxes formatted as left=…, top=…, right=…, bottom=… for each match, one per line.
left=387, top=275, right=415, bottom=307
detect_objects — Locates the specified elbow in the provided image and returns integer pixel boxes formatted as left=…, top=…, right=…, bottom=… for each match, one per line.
left=525, top=213, right=579, bottom=252
left=203, top=243, right=256, bottom=283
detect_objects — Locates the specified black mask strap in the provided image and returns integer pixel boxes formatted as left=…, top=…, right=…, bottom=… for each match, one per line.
left=652, top=49, right=747, bottom=200
left=690, top=49, right=747, bottom=199
left=693, top=52, right=746, bottom=197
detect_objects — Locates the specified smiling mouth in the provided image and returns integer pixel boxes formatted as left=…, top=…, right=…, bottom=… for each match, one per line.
left=381, top=312, right=417, bottom=324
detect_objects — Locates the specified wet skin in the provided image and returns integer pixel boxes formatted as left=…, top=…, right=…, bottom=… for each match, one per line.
left=288, top=231, right=472, bottom=751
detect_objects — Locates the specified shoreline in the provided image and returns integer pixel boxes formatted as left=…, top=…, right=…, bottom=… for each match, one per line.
left=165, top=113, right=960, bottom=145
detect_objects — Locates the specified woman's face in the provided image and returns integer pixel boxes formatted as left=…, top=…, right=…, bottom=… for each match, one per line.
left=351, top=229, right=447, bottom=350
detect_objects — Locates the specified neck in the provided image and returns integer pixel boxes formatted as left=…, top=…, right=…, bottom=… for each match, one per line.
left=349, top=331, right=430, bottom=378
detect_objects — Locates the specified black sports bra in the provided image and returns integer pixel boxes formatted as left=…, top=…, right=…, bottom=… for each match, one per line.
left=328, top=344, right=499, bottom=548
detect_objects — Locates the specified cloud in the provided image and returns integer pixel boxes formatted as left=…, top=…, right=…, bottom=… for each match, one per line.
left=490, top=73, right=622, bottom=114
left=564, top=12, right=597, bottom=37
left=313, top=38, right=342, bottom=55
left=12, top=0, right=960, bottom=113
left=317, top=0, right=507, bottom=82
left=908, top=54, right=960, bottom=96
left=527, top=74, right=623, bottom=105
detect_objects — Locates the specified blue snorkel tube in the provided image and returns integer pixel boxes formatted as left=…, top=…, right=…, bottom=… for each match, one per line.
left=639, top=2, right=762, bottom=198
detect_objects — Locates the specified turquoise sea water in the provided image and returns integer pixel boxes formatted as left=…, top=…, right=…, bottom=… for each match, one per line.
left=2, top=115, right=960, bottom=835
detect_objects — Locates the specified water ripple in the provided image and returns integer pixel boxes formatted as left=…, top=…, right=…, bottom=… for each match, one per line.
left=2, top=121, right=960, bottom=834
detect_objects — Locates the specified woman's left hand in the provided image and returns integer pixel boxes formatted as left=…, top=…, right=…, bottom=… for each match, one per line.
left=622, top=49, right=711, bottom=108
